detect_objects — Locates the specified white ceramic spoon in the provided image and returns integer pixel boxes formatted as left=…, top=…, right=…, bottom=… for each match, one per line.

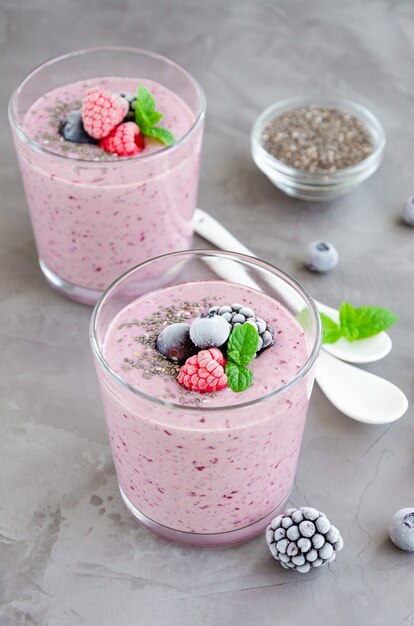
left=316, top=351, right=408, bottom=424
left=193, top=208, right=392, bottom=364
left=193, top=209, right=408, bottom=424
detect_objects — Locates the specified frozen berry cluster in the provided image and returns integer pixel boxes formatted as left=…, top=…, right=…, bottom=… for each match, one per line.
left=155, top=303, right=275, bottom=394
left=60, top=87, right=145, bottom=156
left=266, top=507, right=343, bottom=573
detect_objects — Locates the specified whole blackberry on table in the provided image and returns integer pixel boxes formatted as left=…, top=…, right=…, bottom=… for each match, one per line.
left=208, top=303, right=275, bottom=354
left=266, top=507, right=343, bottom=573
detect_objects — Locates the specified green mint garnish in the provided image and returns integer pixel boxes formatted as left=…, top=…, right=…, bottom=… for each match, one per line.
left=225, top=324, right=259, bottom=392
left=320, top=312, right=342, bottom=344
left=226, top=362, right=253, bottom=393
left=135, top=85, right=176, bottom=146
left=144, top=126, right=175, bottom=146
left=321, top=302, right=398, bottom=344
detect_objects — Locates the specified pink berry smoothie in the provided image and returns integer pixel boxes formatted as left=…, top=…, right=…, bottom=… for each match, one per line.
left=13, top=77, right=203, bottom=303
left=95, top=280, right=314, bottom=545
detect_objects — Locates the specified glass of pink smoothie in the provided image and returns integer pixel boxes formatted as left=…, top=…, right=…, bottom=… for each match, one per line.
left=90, top=250, right=321, bottom=547
left=9, top=48, right=205, bottom=305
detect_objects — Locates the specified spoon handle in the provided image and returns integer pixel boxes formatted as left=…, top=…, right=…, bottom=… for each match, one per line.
left=193, top=208, right=391, bottom=364
left=194, top=208, right=254, bottom=256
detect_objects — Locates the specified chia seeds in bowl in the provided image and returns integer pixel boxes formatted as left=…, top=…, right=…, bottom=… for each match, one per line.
left=251, top=97, right=385, bottom=201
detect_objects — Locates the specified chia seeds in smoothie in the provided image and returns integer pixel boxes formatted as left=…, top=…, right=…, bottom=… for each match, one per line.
left=96, top=280, right=312, bottom=539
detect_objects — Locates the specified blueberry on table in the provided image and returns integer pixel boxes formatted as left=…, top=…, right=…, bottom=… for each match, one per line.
left=389, top=508, right=414, bottom=551
left=304, top=240, right=338, bottom=273
left=155, top=323, right=197, bottom=364
left=402, top=196, right=414, bottom=227
left=59, top=110, right=97, bottom=144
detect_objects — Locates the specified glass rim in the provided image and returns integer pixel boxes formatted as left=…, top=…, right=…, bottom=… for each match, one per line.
left=8, top=46, right=206, bottom=164
left=251, top=95, right=386, bottom=179
left=90, top=249, right=322, bottom=412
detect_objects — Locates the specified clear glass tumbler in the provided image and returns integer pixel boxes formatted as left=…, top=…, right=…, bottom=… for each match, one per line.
left=90, top=250, right=321, bottom=547
left=9, top=47, right=205, bottom=305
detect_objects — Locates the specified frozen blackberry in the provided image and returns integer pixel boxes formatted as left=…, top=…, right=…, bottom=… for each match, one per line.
left=117, top=92, right=137, bottom=122
left=266, top=507, right=343, bottom=573
left=208, top=303, right=275, bottom=355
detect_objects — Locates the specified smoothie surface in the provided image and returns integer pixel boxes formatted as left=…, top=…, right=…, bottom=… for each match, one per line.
left=102, top=280, right=310, bottom=408
left=23, top=77, right=195, bottom=160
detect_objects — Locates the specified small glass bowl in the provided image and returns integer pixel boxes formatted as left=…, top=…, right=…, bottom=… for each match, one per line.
left=251, top=96, right=386, bottom=201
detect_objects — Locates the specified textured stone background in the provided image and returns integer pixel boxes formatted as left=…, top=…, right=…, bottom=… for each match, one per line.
left=1, top=1, right=413, bottom=624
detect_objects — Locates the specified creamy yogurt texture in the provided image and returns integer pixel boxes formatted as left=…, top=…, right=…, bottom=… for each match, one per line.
left=16, top=77, right=202, bottom=292
left=97, top=281, right=313, bottom=535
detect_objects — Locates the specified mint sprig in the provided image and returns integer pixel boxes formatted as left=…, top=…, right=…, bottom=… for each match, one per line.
left=135, top=85, right=176, bottom=146
left=225, top=324, right=259, bottom=392
left=321, top=302, right=398, bottom=344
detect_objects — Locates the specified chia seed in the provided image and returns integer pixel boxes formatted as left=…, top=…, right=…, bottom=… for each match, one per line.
left=261, top=105, right=373, bottom=173
left=119, top=297, right=217, bottom=405
left=35, top=100, right=120, bottom=161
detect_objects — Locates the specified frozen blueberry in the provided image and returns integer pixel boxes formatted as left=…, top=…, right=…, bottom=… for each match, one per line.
left=304, top=240, right=338, bottom=274
left=402, top=197, right=414, bottom=227
left=190, top=313, right=230, bottom=349
left=155, top=323, right=197, bottom=364
left=59, top=110, right=97, bottom=144
left=389, top=508, right=414, bottom=551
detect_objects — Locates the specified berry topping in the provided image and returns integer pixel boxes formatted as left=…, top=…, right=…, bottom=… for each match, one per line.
left=178, top=348, right=227, bottom=394
left=402, top=196, right=414, bottom=227
left=59, top=110, right=97, bottom=144
left=99, top=122, right=145, bottom=156
left=117, top=92, right=137, bottom=122
left=189, top=313, right=230, bottom=350
left=266, top=507, right=343, bottom=573
left=304, top=240, right=338, bottom=273
left=208, top=304, right=274, bottom=355
left=389, top=508, right=414, bottom=551
left=81, top=88, right=129, bottom=140
left=155, top=323, right=197, bottom=364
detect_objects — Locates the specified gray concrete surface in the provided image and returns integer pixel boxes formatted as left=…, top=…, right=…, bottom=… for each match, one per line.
left=1, top=1, right=413, bottom=624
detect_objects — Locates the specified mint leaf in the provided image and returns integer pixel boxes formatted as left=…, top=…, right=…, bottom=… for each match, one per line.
left=145, top=126, right=176, bottom=146
left=135, top=85, right=176, bottom=146
left=352, top=306, right=398, bottom=339
left=320, top=312, right=342, bottom=344
left=339, top=302, right=359, bottom=342
left=225, top=362, right=253, bottom=393
left=225, top=325, right=258, bottom=393
left=325, top=301, right=398, bottom=343
left=135, top=86, right=155, bottom=133
left=227, top=324, right=259, bottom=364
left=148, top=111, right=163, bottom=125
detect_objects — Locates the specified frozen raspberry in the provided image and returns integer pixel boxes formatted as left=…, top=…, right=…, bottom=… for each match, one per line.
left=99, top=122, right=145, bottom=156
left=81, top=88, right=129, bottom=139
left=177, top=348, right=227, bottom=393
